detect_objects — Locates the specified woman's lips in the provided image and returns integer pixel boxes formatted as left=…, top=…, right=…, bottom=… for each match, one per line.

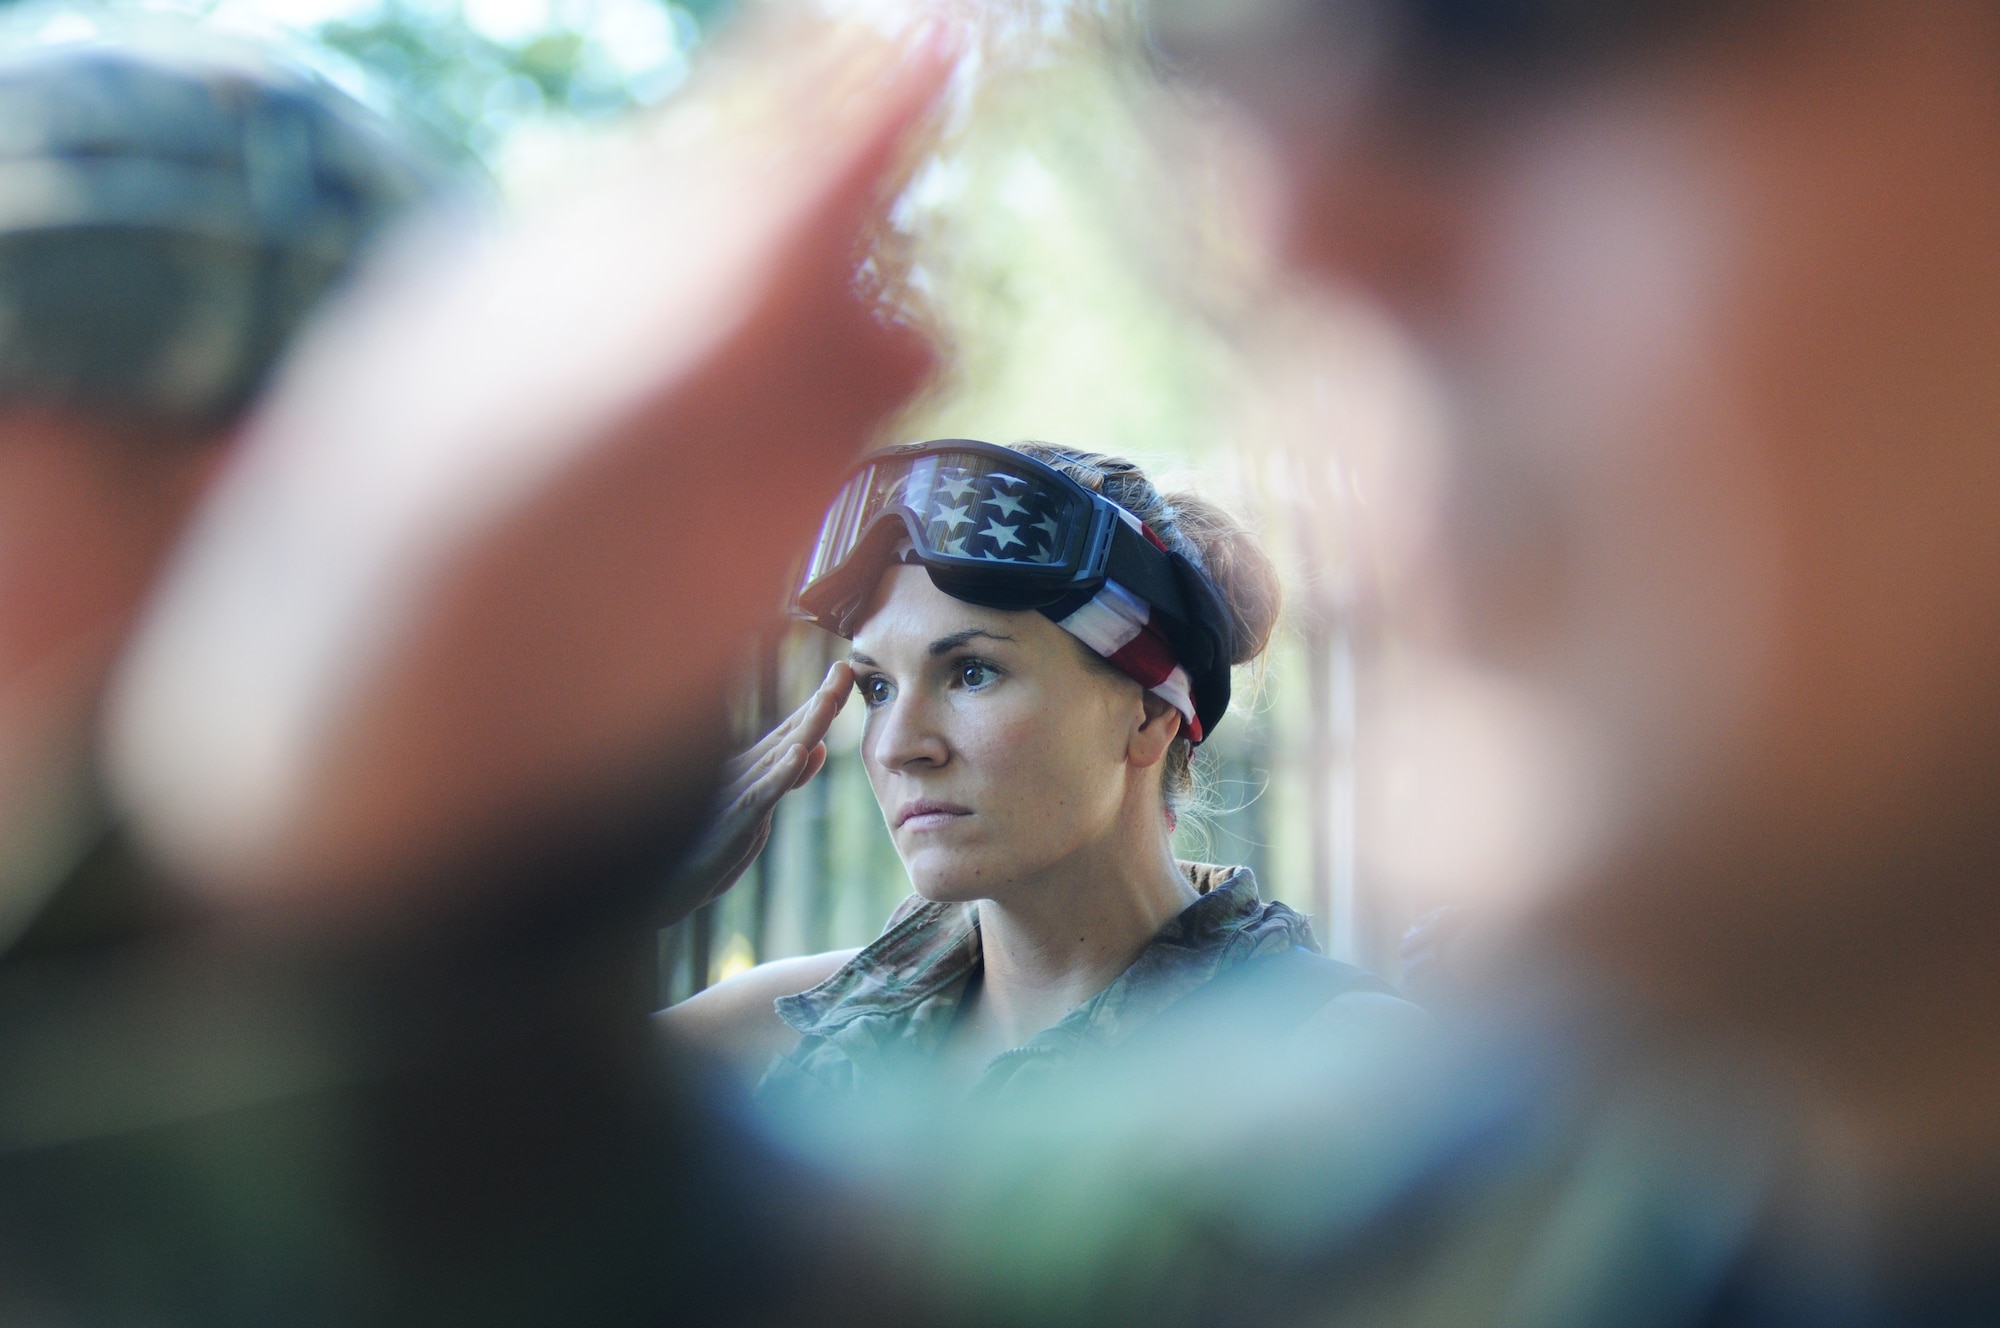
left=895, top=800, right=972, bottom=831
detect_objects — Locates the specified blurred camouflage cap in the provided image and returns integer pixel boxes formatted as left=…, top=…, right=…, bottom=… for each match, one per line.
left=0, top=29, right=438, bottom=427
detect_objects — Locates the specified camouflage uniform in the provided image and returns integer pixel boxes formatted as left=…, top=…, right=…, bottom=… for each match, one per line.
left=760, top=865, right=1395, bottom=1105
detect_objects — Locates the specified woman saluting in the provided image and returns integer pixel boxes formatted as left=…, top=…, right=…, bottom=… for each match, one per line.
left=662, top=441, right=1425, bottom=1101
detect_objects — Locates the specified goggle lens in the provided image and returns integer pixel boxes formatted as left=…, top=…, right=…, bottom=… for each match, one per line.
left=895, top=451, right=1080, bottom=567
left=797, top=447, right=1096, bottom=614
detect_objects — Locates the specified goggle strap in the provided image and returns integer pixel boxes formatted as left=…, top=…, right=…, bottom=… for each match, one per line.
left=1102, top=521, right=1193, bottom=626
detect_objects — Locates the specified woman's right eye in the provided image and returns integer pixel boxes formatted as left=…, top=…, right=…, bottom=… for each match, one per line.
left=856, top=674, right=893, bottom=707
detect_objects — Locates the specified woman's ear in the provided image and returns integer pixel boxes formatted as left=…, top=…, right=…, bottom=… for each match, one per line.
left=1127, top=692, right=1183, bottom=769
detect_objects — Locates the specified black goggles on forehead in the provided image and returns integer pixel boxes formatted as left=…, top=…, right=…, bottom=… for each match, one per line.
left=792, top=439, right=1229, bottom=667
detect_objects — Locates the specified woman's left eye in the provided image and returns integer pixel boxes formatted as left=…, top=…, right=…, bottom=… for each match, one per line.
left=958, top=661, right=998, bottom=689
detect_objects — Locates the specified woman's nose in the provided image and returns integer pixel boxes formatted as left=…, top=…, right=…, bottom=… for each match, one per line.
left=868, top=692, right=949, bottom=772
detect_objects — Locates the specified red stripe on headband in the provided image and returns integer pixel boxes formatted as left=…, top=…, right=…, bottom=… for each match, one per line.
left=1053, top=577, right=1205, bottom=743
left=1105, top=622, right=1178, bottom=689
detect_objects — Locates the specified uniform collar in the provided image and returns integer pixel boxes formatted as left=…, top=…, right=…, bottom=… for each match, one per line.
left=773, top=864, right=1310, bottom=1055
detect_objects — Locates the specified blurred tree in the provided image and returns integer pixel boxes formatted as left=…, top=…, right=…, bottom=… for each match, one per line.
left=314, top=0, right=721, bottom=162
left=0, top=0, right=725, bottom=168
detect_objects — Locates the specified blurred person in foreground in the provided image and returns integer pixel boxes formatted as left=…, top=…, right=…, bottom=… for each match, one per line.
left=663, top=440, right=1426, bottom=1099
left=0, top=18, right=953, bottom=1324
left=858, top=0, right=2000, bottom=1323
left=0, top=32, right=429, bottom=962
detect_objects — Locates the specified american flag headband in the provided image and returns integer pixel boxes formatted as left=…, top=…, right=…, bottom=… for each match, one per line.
left=793, top=440, right=1232, bottom=744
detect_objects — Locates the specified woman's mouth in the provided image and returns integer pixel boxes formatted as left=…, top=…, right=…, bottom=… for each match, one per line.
left=895, top=800, right=972, bottom=831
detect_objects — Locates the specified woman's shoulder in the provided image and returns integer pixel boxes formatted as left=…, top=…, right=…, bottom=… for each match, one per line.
left=656, top=949, right=861, bottom=1078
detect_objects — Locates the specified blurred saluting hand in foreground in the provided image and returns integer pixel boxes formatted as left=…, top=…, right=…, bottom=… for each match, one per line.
left=109, top=15, right=953, bottom=927
left=0, top=17, right=956, bottom=1324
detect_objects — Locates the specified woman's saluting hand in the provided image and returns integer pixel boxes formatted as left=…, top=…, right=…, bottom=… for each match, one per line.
left=663, top=662, right=853, bottom=925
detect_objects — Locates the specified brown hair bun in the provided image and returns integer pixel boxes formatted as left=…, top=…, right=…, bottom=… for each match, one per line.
left=1157, top=489, right=1282, bottom=667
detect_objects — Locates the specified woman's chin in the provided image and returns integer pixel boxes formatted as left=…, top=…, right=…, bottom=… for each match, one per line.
left=903, top=850, right=1003, bottom=904
left=907, top=873, right=983, bottom=904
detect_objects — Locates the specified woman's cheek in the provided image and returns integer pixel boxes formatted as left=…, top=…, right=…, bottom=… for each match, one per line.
left=1004, top=711, right=1101, bottom=840
left=958, top=704, right=1047, bottom=795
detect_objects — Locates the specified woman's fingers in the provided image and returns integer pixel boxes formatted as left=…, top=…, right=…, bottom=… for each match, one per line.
left=790, top=663, right=853, bottom=750
left=726, top=683, right=838, bottom=821
left=723, top=660, right=852, bottom=781
left=737, top=740, right=812, bottom=813
left=723, top=701, right=814, bottom=787
left=741, top=661, right=848, bottom=759
left=791, top=741, right=828, bottom=790
left=674, top=679, right=838, bottom=912
left=821, top=659, right=855, bottom=697
left=664, top=657, right=858, bottom=917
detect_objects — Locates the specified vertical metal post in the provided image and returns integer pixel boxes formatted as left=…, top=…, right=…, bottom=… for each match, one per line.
left=1304, top=613, right=1334, bottom=948
left=688, top=901, right=715, bottom=994
left=748, top=631, right=784, bottom=964
left=1291, top=428, right=1363, bottom=966
left=1300, top=571, right=1360, bottom=958
left=1329, top=605, right=1358, bottom=965
left=655, top=919, right=682, bottom=1008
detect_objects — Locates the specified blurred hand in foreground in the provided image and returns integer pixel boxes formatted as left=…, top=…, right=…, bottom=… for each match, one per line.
left=107, top=15, right=956, bottom=927
left=662, top=661, right=852, bottom=927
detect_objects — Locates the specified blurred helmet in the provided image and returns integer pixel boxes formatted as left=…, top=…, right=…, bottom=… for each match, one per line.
left=0, top=27, right=439, bottom=427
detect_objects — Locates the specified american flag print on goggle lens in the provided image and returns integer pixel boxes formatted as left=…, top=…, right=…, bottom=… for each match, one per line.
left=814, top=451, right=1085, bottom=574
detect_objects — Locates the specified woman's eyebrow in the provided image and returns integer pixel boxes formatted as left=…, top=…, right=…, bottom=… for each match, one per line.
left=928, top=628, right=1014, bottom=657
left=848, top=649, right=879, bottom=668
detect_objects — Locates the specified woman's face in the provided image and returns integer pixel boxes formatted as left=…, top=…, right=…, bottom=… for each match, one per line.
left=849, top=565, right=1167, bottom=903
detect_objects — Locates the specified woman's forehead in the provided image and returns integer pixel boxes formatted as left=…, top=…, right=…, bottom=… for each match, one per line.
left=849, top=566, right=1042, bottom=655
